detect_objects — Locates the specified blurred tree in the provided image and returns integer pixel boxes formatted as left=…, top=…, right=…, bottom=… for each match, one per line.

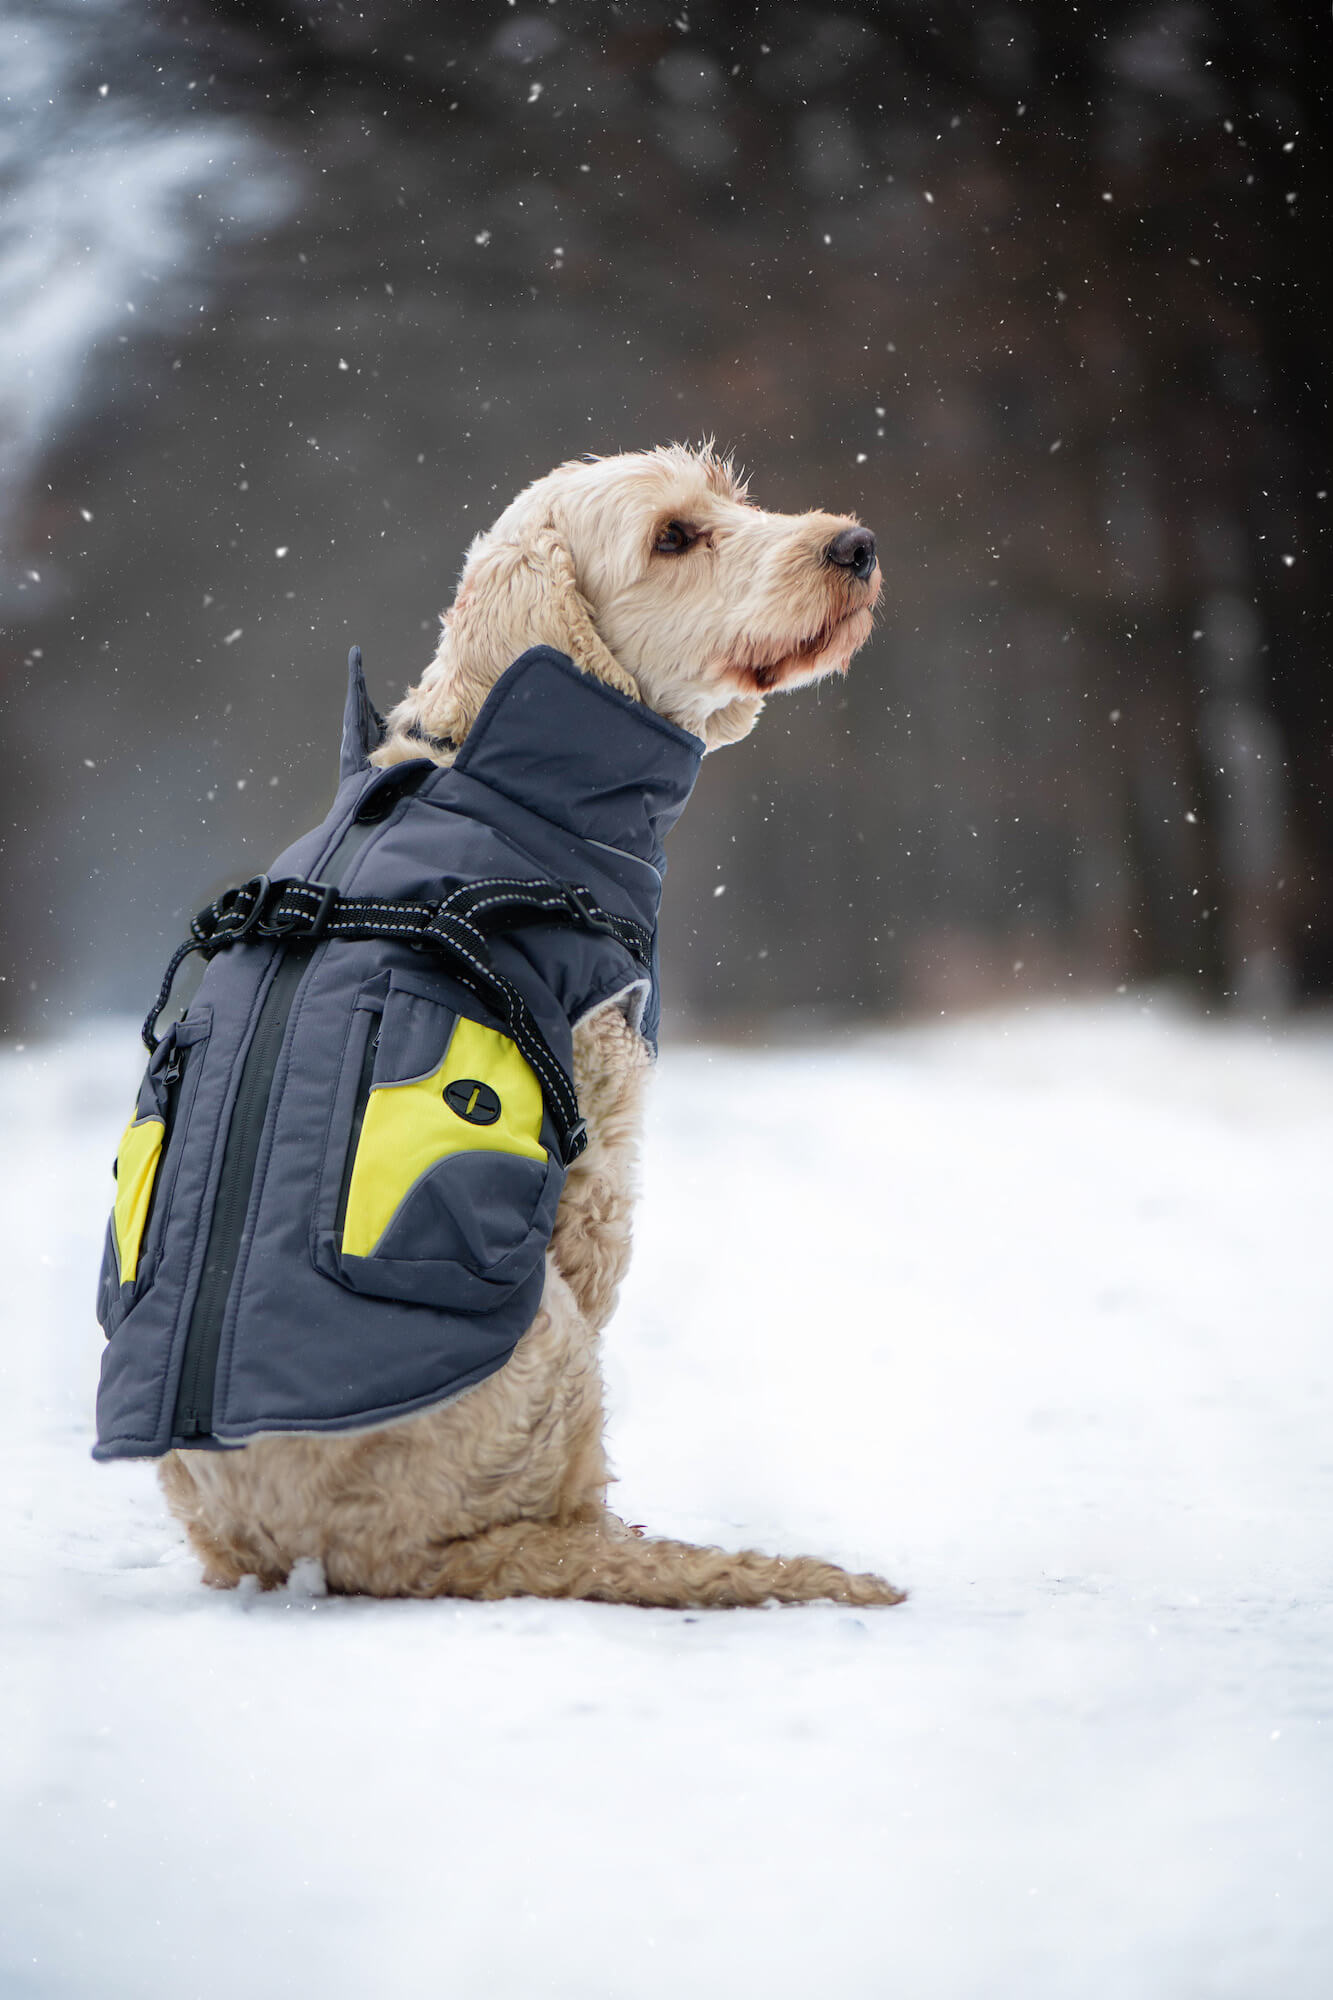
left=1, top=0, right=1326, bottom=1031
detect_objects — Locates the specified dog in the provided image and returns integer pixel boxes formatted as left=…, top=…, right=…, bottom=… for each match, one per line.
left=160, top=443, right=903, bottom=1608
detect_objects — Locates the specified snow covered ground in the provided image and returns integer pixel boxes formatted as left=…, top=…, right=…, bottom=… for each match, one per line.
left=3, top=998, right=1331, bottom=1999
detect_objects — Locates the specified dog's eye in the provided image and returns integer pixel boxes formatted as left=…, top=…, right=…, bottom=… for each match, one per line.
left=654, top=521, right=697, bottom=555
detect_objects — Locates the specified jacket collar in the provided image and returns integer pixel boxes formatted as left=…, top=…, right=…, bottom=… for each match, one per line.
left=341, top=644, right=704, bottom=874
left=340, top=644, right=387, bottom=780
left=448, top=649, right=703, bottom=871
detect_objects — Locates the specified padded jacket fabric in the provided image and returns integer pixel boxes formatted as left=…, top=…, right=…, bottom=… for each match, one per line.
left=93, top=646, right=703, bottom=1461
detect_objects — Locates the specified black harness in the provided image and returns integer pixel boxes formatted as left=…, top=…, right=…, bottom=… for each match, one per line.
left=145, top=863, right=650, bottom=1168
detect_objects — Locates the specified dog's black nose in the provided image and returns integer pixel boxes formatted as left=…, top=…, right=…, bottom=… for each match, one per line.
left=826, top=526, right=877, bottom=580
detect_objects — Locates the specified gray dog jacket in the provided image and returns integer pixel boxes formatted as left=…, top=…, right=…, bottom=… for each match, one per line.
left=93, top=645, right=704, bottom=1461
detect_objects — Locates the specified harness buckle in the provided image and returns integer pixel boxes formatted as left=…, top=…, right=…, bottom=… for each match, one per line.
left=304, top=882, right=339, bottom=941
left=258, top=879, right=309, bottom=937
left=563, top=883, right=648, bottom=965
left=213, top=874, right=271, bottom=941
left=562, top=1118, right=589, bottom=1165
left=563, top=883, right=617, bottom=939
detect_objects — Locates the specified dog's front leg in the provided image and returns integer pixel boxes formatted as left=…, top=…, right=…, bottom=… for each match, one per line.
left=549, top=1001, right=651, bottom=1332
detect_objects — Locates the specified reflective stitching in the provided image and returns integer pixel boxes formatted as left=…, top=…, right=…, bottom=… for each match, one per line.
left=157, top=874, right=615, bottom=1150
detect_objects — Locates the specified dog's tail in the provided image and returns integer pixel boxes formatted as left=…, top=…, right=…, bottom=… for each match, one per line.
left=383, top=1514, right=904, bottom=1609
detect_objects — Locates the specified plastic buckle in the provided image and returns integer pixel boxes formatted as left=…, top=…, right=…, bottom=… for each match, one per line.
left=562, top=1118, right=589, bottom=1165
left=256, top=878, right=307, bottom=937
left=303, top=882, right=339, bottom=941
left=563, top=884, right=617, bottom=939
left=216, top=874, right=271, bottom=941
left=564, top=884, right=647, bottom=964
left=256, top=877, right=334, bottom=940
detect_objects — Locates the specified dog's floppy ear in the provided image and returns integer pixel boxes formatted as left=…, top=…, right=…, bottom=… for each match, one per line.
left=523, top=528, right=639, bottom=701
left=404, top=515, right=639, bottom=747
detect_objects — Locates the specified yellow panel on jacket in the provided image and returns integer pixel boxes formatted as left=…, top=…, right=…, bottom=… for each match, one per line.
left=113, top=1115, right=165, bottom=1284
left=342, top=1017, right=547, bottom=1259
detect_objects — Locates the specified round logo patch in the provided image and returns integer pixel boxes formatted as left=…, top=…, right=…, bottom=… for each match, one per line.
left=443, top=1078, right=502, bottom=1126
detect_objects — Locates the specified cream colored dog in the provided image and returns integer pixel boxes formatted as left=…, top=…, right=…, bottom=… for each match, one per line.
left=161, top=444, right=903, bottom=1608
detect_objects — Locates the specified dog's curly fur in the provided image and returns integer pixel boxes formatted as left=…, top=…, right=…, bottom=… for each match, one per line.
left=159, top=444, right=902, bottom=1609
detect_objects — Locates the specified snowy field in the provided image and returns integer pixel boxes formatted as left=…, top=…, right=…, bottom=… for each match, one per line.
left=3, top=998, right=1331, bottom=2000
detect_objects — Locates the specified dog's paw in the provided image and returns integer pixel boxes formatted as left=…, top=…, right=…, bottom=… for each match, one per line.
left=200, top=1559, right=246, bottom=1590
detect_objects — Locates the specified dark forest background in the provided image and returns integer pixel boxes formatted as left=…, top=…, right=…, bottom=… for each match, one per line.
left=1, top=0, right=1328, bottom=1038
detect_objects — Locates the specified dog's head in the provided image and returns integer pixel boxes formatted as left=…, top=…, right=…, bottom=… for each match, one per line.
left=388, top=444, right=879, bottom=753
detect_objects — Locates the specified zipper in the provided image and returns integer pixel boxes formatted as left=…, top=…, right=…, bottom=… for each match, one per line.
left=334, top=1022, right=380, bottom=1240
left=161, top=1048, right=187, bottom=1120
left=171, top=773, right=422, bottom=1442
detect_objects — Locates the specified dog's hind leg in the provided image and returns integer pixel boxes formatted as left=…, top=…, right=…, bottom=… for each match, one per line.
left=392, top=1515, right=904, bottom=1608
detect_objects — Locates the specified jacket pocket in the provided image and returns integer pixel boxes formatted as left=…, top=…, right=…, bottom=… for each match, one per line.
left=97, top=1010, right=213, bottom=1335
left=313, top=972, right=563, bottom=1311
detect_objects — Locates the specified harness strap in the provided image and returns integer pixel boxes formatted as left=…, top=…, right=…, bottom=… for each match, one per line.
left=404, top=716, right=458, bottom=755
left=141, top=875, right=652, bottom=1166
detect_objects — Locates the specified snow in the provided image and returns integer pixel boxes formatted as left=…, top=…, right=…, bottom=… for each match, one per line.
left=3, top=1000, right=1332, bottom=1998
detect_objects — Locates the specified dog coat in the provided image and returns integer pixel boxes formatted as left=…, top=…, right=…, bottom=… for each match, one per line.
left=93, top=645, right=703, bottom=1460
